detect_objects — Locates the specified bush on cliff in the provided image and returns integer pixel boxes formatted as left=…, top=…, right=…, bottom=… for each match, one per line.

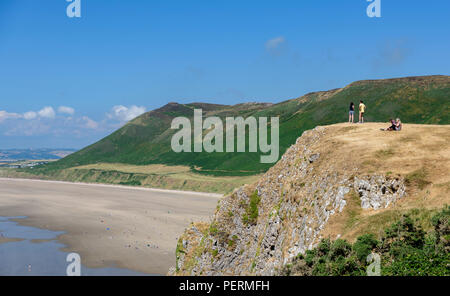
left=280, top=205, right=450, bottom=276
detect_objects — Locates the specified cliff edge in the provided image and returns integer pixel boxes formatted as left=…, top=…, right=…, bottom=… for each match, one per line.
left=172, top=123, right=450, bottom=275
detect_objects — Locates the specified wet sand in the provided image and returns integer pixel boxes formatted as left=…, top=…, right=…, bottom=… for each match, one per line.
left=0, top=178, right=220, bottom=275
left=0, top=236, right=24, bottom=244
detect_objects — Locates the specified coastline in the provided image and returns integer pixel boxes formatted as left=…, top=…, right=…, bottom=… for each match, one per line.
left=0, top=178, right=220, bottom=274
left=0, top=177, right=224, bottom=198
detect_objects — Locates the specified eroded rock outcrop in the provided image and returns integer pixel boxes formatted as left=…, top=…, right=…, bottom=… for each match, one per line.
left=354, top=175, right=406, bottom=210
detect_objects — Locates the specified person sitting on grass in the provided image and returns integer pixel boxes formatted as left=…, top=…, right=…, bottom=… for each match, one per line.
left=395, top=118, right=402, bottom=131
left=381, top=118, right=402, bottom=131
left=386, top=119, right=396, bottom=131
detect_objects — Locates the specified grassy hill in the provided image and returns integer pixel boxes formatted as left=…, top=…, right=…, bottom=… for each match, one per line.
left=20, top=75, right=450, bottom=179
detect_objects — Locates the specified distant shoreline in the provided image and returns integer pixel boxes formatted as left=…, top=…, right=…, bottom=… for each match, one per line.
left=0, top=177, right=223, bottom=198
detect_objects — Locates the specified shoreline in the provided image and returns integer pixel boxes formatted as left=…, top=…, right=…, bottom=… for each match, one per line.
left=0, top=178, right=220, bottom=274
left=0, top=177, right=223, bottom=198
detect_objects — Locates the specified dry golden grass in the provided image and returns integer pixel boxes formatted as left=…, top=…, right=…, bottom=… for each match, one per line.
left=318, top=123, right=450, bottom=242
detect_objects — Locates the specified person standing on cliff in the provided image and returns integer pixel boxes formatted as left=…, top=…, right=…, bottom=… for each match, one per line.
left=349, top=102, right=355, bottom=123
left=359, top=100, right=366, bottom=123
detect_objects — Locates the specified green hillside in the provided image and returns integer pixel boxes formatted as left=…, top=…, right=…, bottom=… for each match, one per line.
left=40, top=75, right=450, bottom=175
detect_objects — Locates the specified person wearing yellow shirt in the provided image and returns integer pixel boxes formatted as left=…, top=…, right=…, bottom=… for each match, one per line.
left=359, top=100, right=366, bottom=123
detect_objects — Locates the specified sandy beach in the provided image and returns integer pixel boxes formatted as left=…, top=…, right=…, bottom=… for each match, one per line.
left=0, top=178, right=221, bottom=275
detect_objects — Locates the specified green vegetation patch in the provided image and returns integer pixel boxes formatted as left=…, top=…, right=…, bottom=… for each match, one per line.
left=242, top=191, right=261, bottom=225
left=405, top=168, right=431, bottom=190
left=280, top=205, right=450, bottom=276
left=374, top=148, right=395, bottom=159
left=119, top=180, right=142, bottom=186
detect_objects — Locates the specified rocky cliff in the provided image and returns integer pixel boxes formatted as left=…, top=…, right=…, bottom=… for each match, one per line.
left=172, top=123, right=450, bottom=275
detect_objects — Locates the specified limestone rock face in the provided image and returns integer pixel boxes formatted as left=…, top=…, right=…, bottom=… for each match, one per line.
left=354, top=176, right=406, bottom=210
left=173, top=126, right=407, bottom=276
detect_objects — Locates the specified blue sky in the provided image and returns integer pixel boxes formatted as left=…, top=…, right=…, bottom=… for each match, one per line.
left=0, top=0, right=449, bottom=149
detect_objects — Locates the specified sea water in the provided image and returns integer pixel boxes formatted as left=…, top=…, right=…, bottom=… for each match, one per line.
left=0, top=216, right=150, bottom=276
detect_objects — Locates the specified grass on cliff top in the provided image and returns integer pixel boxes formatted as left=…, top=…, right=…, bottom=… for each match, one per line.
left=311, top=123, right=449, bottom=243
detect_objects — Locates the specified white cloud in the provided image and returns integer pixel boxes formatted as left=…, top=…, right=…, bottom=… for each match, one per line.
left=1, top=105, right=146, bottom=139
left=82, top=116, right=99, bottom=129
left=4, top=121, right=50, bottom=136
left=38, top=106, right=56, bottom=119
left=3, top=107, right=59, bottom=122
left=23, top=111, right=38, bottom=120
left=0, top=110, right=21, bottom=123
left=58, top=106, right=75, bottom=115
left=108, top=105, right=146, bottom=122
left=265, top=36, right=286, bottom=51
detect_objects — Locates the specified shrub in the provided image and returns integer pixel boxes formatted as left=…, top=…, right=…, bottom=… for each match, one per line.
left=329, top=239, right=352, bottom=260
left=384, top=214, right=425, bottom=249
left=431, top=205, right=450, bottom=251
left=353, top=234, right=379, bottom=262
left=248, top=191, right=261, bottom=222
left=209, top=223, right=219, bottom=235
left=119, top=180, right=141, bottom=186
left=279, top=205, right=450, bottom=276
left=317, top=238, right=331, bottom=256
left=242, top=191, right=261, bottom=225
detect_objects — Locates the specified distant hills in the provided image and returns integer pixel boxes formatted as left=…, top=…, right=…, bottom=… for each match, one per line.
left=0, top=149, right=76, bottom=161
left=44, top=75, right=450, bottom=175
